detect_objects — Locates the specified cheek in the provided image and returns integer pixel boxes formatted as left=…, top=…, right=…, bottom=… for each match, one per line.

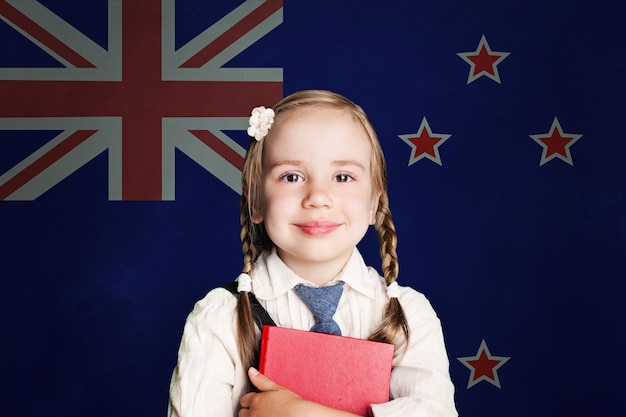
left=353, top=192, right=378, bottom=226
left=256, top=186, right=294, bottom=224
left=344, top=191, right=377, bottom=220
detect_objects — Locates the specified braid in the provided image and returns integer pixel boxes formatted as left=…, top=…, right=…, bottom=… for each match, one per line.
left=236, top=194, right=262, bottom=384
left=368, top=193, right=410, bottom=351
left=239, top=196, right=259, bottom=274
left=376, top=193, right=399, bottom=283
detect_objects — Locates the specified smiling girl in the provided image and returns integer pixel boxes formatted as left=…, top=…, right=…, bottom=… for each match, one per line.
left=168, top=90, right=457, bottom=417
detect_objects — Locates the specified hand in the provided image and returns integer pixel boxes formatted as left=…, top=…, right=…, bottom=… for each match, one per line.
left=239, top=368, right=306, bottom=417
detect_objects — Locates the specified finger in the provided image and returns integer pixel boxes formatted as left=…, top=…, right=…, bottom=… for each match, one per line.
left=240, top=392, right=254, bottom=409
left=248, top=367, right=280, bottom=392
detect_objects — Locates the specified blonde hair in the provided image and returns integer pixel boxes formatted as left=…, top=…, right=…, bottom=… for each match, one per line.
left=237, top=90, right=409, bottom=376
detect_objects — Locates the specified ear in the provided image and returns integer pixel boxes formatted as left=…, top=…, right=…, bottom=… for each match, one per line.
left=369, top=191, right=381, bottom=225
left=251, top=210, right=264, bottom=224
left=249, top=188, right=265, bottom=224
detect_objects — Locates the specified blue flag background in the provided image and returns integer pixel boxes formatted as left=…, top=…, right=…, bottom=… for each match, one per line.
left=1, top=1, right=625, bottom=416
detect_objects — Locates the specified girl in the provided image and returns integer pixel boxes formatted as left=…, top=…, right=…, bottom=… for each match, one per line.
left=168, top=90, right=457, bottom=417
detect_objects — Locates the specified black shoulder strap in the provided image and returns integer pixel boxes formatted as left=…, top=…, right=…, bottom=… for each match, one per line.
left=221, top=281, right=277, bottom=330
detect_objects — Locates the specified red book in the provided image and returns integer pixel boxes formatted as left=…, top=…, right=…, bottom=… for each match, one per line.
left=259, top=326, right=394, bottom=416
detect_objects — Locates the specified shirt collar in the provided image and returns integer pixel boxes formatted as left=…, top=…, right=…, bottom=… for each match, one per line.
left=251, top=247, right=377, bottom=300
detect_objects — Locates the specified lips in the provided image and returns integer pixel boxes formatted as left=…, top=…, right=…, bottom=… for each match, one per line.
left=295, top=220, right=341, bottom=236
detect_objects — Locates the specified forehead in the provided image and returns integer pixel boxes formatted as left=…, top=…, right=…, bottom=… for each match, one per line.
left=263, top=106, right=372, bottom=164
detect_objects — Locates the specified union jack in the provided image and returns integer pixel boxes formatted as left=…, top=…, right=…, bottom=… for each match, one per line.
left=0, top=0, right=283, bottom=200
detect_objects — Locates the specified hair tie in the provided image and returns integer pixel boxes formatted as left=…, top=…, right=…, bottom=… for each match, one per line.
left=386, top=281, right=400, bottom=299
left=237, top=273, right=253, bottom=293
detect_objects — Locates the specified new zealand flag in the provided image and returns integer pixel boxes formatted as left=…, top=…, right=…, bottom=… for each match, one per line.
left=1, top=1, right=624, bottom=416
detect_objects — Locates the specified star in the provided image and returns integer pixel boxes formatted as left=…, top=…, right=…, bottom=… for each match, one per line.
left=530, top=117, right=583, bottom=166
left=458, top=35, right=510, bottom=84
left=457, top=339, right=510, bottom=388
left=398, top=117, right=451, bottom=166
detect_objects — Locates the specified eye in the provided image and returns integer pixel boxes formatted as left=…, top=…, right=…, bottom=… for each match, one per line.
left=280, top=172, right=304, bottom=183
left=334, top=173, right=354, bottom=183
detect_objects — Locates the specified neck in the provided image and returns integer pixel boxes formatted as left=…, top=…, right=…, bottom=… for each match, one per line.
left=275, top=250, right=352, bottom=287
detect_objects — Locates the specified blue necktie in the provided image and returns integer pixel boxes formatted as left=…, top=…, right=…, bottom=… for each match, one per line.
left=294, top=282, right=344, bottom=336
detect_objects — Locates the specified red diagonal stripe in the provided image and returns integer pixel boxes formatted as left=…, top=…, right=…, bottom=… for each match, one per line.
left=0, top=129, right=97, bottom=199
left=180, top=0, right=282, bottom=68
left=189, top=130, right=245, bottom=171
left=0, top=0, right=95, bottom=68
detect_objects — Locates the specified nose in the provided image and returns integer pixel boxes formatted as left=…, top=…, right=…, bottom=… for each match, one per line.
left=302, top=179, right=333, bottom=208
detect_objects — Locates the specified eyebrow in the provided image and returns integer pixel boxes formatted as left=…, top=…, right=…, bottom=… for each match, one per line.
left=268, top=160, right=367, bottom=170
left=332, top=160, right=367, bottom=170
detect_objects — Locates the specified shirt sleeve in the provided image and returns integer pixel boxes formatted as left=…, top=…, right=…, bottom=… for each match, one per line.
left=168, top=288, right=244, bottom=417
left=370, top=288, right=458, bottom=417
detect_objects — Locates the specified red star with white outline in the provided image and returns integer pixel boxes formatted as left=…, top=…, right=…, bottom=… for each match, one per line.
left=398, top=117, right=451, bottom=166
left=530, top=117, right=583, bottom=166
left=458, top=35, right=510, bottom=84
left=457, top=339, right=510, bottom=389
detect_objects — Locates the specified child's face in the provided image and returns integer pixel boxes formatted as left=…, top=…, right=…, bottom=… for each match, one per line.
left=253, top=106, right=379, bottom=284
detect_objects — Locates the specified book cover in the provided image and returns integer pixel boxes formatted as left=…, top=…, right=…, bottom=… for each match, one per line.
left=258, top=325, right=394, bottom=416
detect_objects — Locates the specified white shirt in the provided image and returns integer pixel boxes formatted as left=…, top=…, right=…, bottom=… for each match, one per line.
left=168, top=248, right=458, bottom=417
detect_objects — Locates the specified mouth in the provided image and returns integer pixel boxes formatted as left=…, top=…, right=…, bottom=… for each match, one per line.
left=295, top=221, right=341, bottom=236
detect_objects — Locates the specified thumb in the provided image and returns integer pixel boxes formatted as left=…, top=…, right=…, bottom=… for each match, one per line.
left=248, top=367, right=280, bottom=392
